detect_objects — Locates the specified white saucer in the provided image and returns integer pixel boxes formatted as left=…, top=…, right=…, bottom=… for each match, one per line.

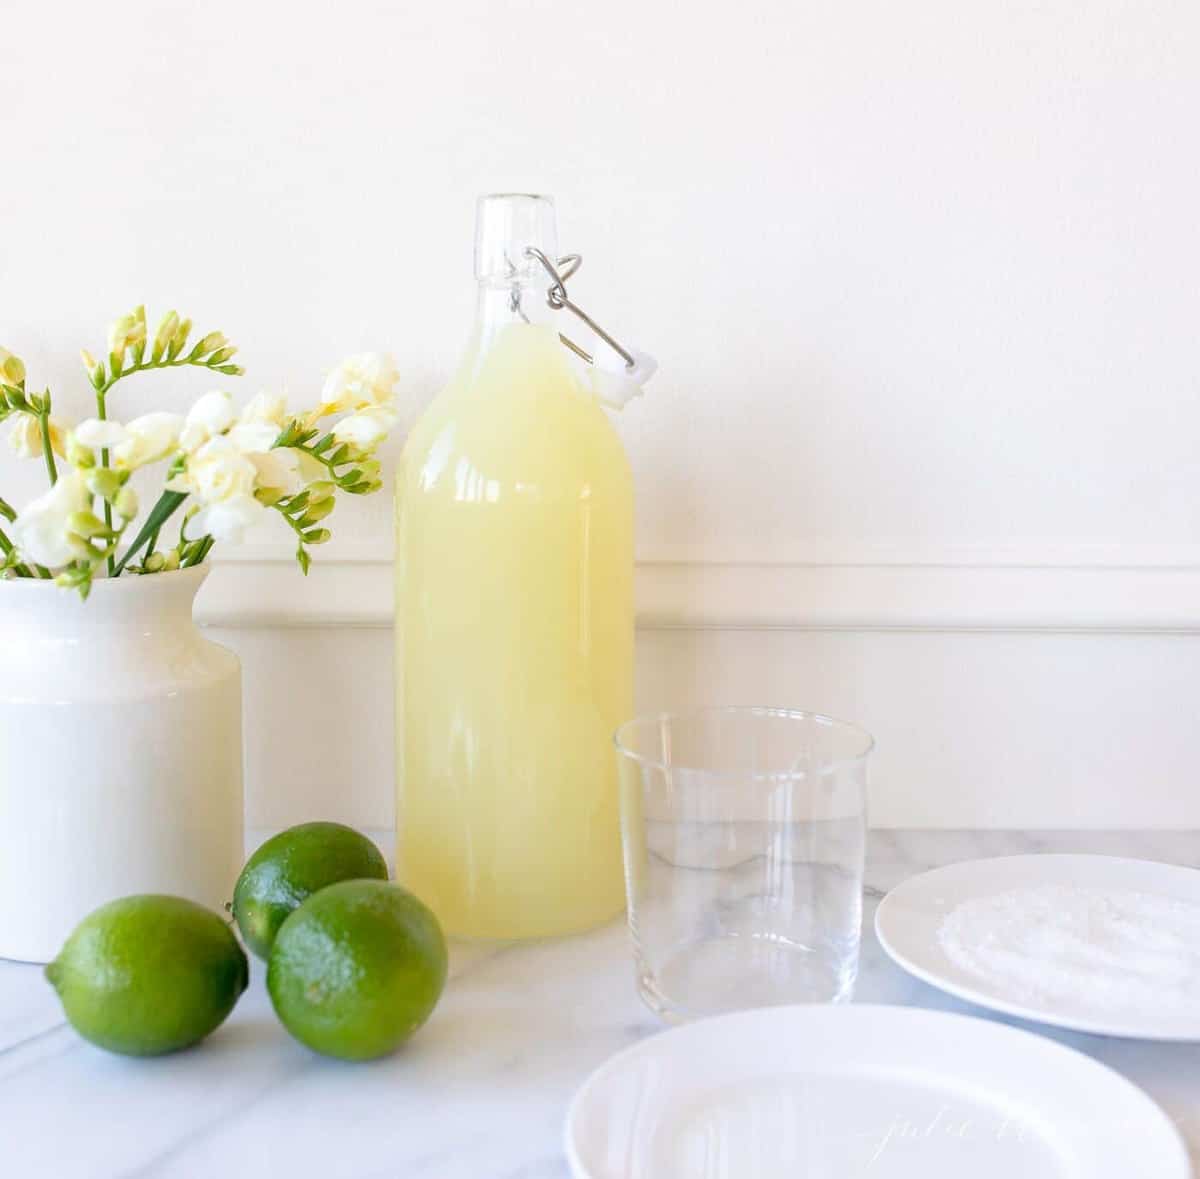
left=876, top=853, right=1200, bottom=1041
left=564, top=1004, right=1189, bottom=1178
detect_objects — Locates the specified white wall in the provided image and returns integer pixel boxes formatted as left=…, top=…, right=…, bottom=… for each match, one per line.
left=4, top=1, right=1199, bottom=826
left=215, top=617, right=1200, bottom=832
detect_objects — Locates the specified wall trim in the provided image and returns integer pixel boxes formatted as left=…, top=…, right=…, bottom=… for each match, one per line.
left=197, top=553, right=1200, bottom=633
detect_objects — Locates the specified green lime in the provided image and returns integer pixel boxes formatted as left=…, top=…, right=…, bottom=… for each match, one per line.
left=267, top=879, right=447, bottom=1061
left=45, top=895, right=248, bottom=1057
left=232, top=822, right=389, bottom=959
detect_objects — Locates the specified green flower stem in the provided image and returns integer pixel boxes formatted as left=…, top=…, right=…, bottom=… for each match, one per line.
left=287, top=439, right=377, bottom=497
left=112, top=490, right=187, bottom=576
left=94, top=388, right=116, bottom=577
left=95, top=522, right=131, bottom=566
left=273, top=503, right=313, bottom=574
left=96, top=354, right=241, bottom=397
left=291, top=442, right=343, bottom=478
left=101, top=495, right=114, bottom=576
left=38, top=412, right=58, bottom=487
left=275, top=503, right=310, bottom=541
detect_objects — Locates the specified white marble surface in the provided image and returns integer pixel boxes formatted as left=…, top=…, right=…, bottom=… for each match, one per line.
left=2, top=830, right=1198, bottom=1178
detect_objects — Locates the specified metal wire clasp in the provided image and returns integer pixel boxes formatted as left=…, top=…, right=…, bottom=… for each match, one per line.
left=523, top=247, right=636, bottom=370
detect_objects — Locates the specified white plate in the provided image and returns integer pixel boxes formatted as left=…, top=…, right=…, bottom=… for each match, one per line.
left=564, top=1004, right=1189, bottom=1179
left=875, top=853, right=1200, bottom=1041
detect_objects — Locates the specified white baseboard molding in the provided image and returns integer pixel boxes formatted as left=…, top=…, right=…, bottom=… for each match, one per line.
left=197, top=553, right=1200, bottom=633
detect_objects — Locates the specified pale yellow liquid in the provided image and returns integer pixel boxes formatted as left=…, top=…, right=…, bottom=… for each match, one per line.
left=394, top=321, right=633, bottom=939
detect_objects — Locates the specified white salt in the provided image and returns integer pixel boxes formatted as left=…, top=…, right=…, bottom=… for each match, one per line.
left=937, top=884, right=1200, bottom=1016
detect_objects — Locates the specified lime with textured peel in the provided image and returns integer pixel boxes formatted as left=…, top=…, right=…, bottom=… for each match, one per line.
left=232, top=822, right=389, bottom=959
left=267, top=879, right=447, bottom=1061
left=45, top=895, right=248, bottom=1057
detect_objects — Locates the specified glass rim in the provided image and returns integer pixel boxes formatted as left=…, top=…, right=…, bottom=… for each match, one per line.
left=613, top=705, right=875, bottom=779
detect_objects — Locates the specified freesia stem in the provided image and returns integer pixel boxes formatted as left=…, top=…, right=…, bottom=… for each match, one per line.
left=38, top=412, right=58, bottom=487
left=291, top=442, right=343, bottom=478
left=95, top=390, right=116, bottom=578
left=96, top=353, right=241, bottom=397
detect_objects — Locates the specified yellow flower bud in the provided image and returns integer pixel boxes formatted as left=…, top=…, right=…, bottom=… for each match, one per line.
left=169, top=317, right=193, bottom=360
left=67, top=511, right=108, bottom=539
left=0, top=347, right=25, bottom=387
left=299, top=497, right=334, bottom=527
left=107, top=312, right=146, bottom=357
left=86, top=468, right=122, bottom=501
left=114, top=487, right=138, bottom=520
left=192, top=332, right=227, bottom=356
left=152, top=311, right=179, bottom=362
left=1, top=355, right=24, bottom=387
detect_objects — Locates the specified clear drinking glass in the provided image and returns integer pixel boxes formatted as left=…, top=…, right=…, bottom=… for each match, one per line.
left=615, top=707, right=873, bottom=1022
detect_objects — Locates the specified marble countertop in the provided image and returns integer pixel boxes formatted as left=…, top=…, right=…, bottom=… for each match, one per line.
left=2, top=830, right=1198, bottom=1178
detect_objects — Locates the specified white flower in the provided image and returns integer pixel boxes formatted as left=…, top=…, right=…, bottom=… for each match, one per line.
left=223, top=399, right=307, bottom=500
left=113, top=412, right=183, bottom=469
left=11, top=470, right=92, bottom=568
left=0, top=346, right=25, bottom=387
left=71, top=414, right=180, bottom=470
left=172, top=434, right=256, bottom=501
left=179, top=391, right=236, bottom=452
left=167, top=434, right=264, bottom=544
left=226, top=420, right=279, bottom=454
left=319, top=353, right=399, bottom=415
left=73, top=419, right=129, bottom=450
left=240, top=391, right=288, bottom=428
left=249, top=449, right=303, bottom=499
left=191, top=496, right=264, bottom=543
left=7, top=415, right=67, bottom=459
left=331, top=403, right=398, bottom=450
left=295, top=449, right=328, bottom=484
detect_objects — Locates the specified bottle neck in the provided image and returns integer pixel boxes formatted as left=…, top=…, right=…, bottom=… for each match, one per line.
left=471, top=278, right=558, bottom=353
left=462, top=193, right=567, bottom=384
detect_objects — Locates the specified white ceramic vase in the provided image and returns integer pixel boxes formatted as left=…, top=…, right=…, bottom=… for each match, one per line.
left=0, top=564, right=242, bottom=963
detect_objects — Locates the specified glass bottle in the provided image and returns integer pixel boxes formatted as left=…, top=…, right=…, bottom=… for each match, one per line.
left=394, top=194, right=634, bottom=939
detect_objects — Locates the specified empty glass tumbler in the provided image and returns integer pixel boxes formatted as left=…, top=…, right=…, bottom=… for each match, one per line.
left=615, top=707, right=873, bottom=1021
